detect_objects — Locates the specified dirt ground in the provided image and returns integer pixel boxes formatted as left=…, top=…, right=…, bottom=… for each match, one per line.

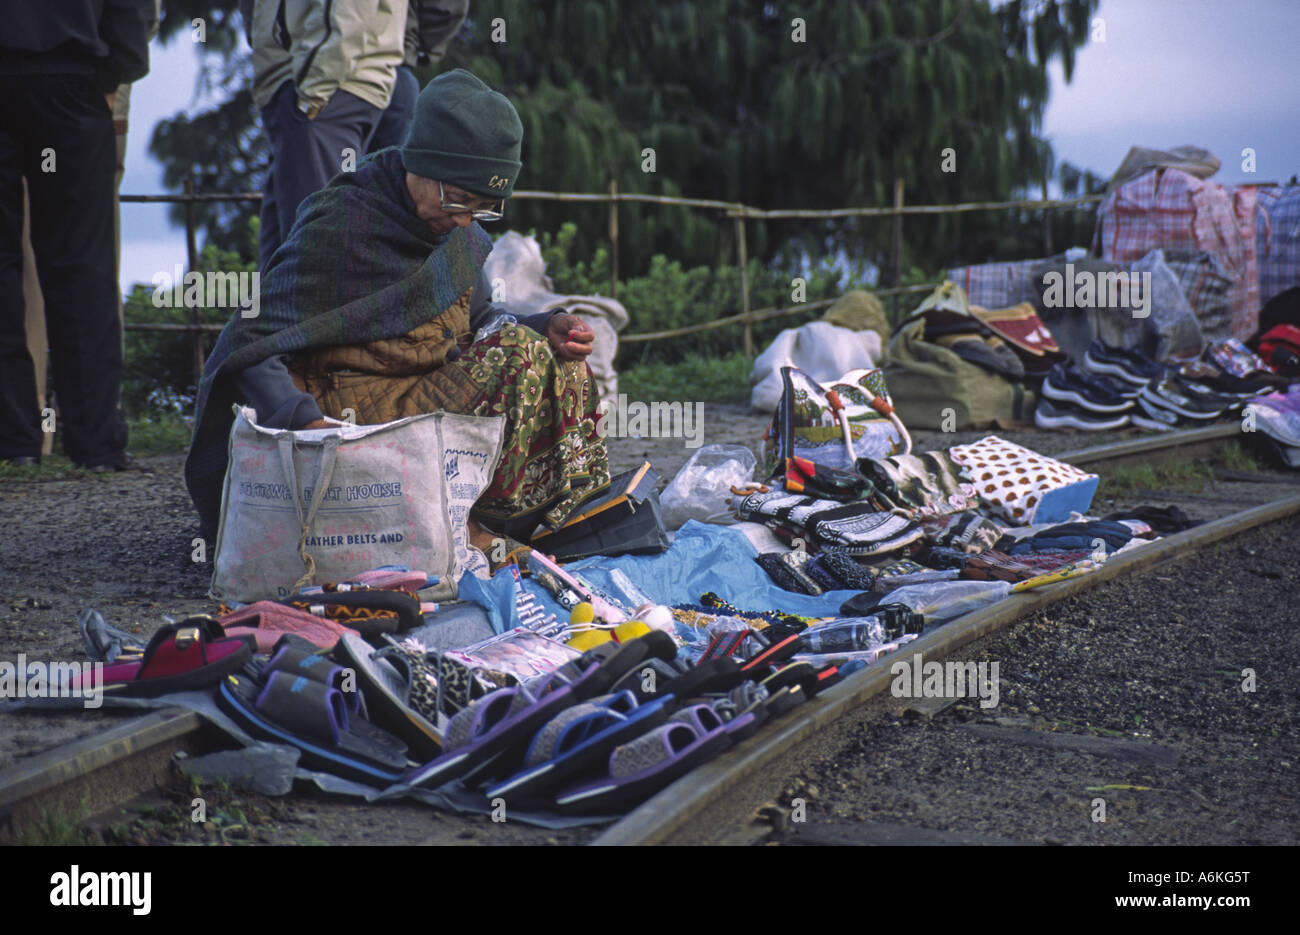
left=1, top=406, right=1297, bottom=845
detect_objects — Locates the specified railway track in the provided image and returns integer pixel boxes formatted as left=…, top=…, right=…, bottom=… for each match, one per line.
left=2, top=422, right=1294, bottom=846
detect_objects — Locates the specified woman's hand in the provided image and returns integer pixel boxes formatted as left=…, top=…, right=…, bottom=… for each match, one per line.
left=546, top=312, right=595, bottom=362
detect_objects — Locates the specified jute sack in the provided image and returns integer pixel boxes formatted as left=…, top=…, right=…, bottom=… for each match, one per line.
left=883, top=318, right=1035, bottom=430
left=210, top=406, right=505, bottom=603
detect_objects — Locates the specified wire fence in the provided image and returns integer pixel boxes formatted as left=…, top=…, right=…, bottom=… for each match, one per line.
left=122, top=181, right=1108, bottom=387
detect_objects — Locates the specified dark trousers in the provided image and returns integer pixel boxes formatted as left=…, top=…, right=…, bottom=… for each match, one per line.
left=258, top=83, right=382, bottom=271
left=0, top=75, right=125, bottom=464
left=367, top=65, right=419, bottom=153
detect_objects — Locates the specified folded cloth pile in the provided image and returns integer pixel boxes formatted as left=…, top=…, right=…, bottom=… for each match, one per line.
left=857, top=449, right=979, bottom=516
left=733, top=489, right=924, bottom=557
left=917, top=510, right=1006, bottom=553
left=755, top=546, right=881, bottom=596
left=996, top=519, right=1134, bottom=556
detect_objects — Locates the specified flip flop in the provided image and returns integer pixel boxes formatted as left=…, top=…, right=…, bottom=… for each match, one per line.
left=402, top=662, right=601, bottom=789
left=216, top=670, right=410, bottom=787
left=553, top=707, right=732, bottom=815
left=78, top=618, right=255, bottom=698
left=333, top=632, right=444, bottom=761
left=486, top=691, right=678, bottom=806
left=760, top=660, right=841, bottom=698
left=263, top=639, right=365, bottom=714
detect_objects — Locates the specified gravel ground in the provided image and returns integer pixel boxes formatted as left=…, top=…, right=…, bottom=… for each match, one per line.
left=1, top=407, right=1296, bottom=845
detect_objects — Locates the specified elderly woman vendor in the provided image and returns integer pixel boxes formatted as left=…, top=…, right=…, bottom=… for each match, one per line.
left=186, top=69, right=610, bottom=551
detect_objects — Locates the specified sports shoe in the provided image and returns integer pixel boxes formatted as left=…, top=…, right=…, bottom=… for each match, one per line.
left=1138, top=376, right=1224, bottom=421
left=1042, top=363, right=1134, bottom=414
left=1176, top=378, right=1241, bottom=413
left=1034, top=398, right=1130, bottom=431
left=1082, top=340, right=1170, bottom=386
left=77, top=451, right=133, bottom=473
left=1088, top=370, right=1141, bottom=399
left=1135, top=394, right=1183, bottom=428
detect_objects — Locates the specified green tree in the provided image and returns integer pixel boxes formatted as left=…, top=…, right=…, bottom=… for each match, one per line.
left=466, top=0, right=1100, bottom=275
left=146, top=1, right=1100, bottom=279
left=148, top=0, right=263, bottom=259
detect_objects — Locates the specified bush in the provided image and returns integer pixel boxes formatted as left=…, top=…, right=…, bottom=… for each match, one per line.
left=122, top=233, right=256, bottom=417
left=532, top=223, right=882, bottom=369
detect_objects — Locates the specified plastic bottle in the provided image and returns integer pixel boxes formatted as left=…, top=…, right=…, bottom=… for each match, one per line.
left=800, top=616, right=888, bottom=653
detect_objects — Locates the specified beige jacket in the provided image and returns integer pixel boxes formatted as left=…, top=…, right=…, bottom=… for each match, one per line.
left=250, top=0, right=406, bottom=112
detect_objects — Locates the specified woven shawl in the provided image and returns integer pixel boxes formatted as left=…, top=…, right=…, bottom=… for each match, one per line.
left=184, top=148, right=493, bottom=536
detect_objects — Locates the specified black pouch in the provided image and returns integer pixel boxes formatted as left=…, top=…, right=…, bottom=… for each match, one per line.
left=529, top=462, right=670, bottom=561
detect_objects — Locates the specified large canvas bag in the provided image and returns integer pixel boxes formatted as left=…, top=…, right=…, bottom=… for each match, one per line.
left=211, top=406, right=505, bottom=603
left=884, top=317, right=1035, bottom=430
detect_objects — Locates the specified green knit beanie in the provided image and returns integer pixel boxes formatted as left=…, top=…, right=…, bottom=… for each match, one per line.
left=401, top=69, right=523, bottom=199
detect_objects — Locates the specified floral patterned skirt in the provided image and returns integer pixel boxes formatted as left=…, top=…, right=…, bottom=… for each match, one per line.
left=420, top=324, right=610, bottom=531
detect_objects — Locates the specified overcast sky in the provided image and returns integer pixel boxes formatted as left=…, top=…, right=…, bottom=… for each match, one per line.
left=117, top=0, right=1300, bottom=292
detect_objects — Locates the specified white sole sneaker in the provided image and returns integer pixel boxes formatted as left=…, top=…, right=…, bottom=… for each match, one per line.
left=1082, top=351, right=1151, bottom=386
left=1034, top=404, right=1130, bottom=431
left=1042, top=380, right=1133, bottom=414
left=1137, top=385, right=1221, bottom=420
left=1129, top=413, right=1176, bottom=432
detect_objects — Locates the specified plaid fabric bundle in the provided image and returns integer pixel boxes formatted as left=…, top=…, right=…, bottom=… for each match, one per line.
left=1161, top=249, right=1235, bottom=341
left=1093, top=168, right=1262, bottom=341
left=946, top=258, right=1041, bottom=310
left=1257, top=185, right=1300, bottom=307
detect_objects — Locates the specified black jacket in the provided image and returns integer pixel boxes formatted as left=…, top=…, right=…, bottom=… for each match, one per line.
left=0, top=0, right=152, bottom=92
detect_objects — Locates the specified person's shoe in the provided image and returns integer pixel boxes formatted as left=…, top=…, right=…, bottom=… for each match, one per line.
left=1, top=455, right=40, bottom=467
left=78, top=452, right=133, bottom=473
left=1087, top=370, right=1142, bottom=399
left=1034, top=398, right=1130, bottom=431
left=1042, top=363, right=1134, bottom=413
left=1134, top=394, right=1183, bottom=428
left=1138, top=376, right=1223, bottom=421
left=1176, top=377, right=1241, bottom=413
left=1082, top=340, right=1170, bottom=386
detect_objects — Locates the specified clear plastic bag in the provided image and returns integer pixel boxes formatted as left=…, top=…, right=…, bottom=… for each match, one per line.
left=660, top=444, right=758, bottom=529
left=875, top=580, right=1011, bottom=623
left=475, top=313, right=517, bottom=342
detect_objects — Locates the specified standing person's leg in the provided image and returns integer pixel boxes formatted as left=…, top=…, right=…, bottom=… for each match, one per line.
left=259, top=84, right=382, bottom=270
left=0, top=82, right=42, bottom=463
left=367, top=64, right=419, bottom=153
left=25, top=75, right=126, bottom=468
left=20, top=182, right=51, bottom=458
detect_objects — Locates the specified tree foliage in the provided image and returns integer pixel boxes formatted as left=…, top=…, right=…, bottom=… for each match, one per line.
left=146, top=0, right=1101, bottom=277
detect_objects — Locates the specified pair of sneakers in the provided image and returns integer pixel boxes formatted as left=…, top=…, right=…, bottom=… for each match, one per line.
left=1080, top=340, right=1238, bottom=427
left=1035, top=361, right=1138, bottom=431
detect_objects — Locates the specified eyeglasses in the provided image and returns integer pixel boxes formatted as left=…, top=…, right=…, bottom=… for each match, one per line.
left=439, top=181, right=505, bottom=221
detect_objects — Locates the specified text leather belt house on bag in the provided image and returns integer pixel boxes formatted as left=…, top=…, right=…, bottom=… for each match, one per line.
left=211, top=407, right=505, bottom=603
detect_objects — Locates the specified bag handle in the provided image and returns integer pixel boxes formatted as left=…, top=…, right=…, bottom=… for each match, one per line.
left=278, top=433, right=341, bottom=591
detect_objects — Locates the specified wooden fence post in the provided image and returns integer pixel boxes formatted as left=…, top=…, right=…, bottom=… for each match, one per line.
left=184, top=178, right=204, bottom=390
left=891, top=177, right=904, bottom=323
left=608, top=179, right=619, bottom=299
left=735, top=213, right=752, bottom=356
left=1042, top=176, right=1053, bottom=256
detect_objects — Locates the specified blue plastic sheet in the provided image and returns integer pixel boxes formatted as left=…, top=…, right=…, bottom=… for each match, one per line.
left=503, top=520, right=866, bottom=623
